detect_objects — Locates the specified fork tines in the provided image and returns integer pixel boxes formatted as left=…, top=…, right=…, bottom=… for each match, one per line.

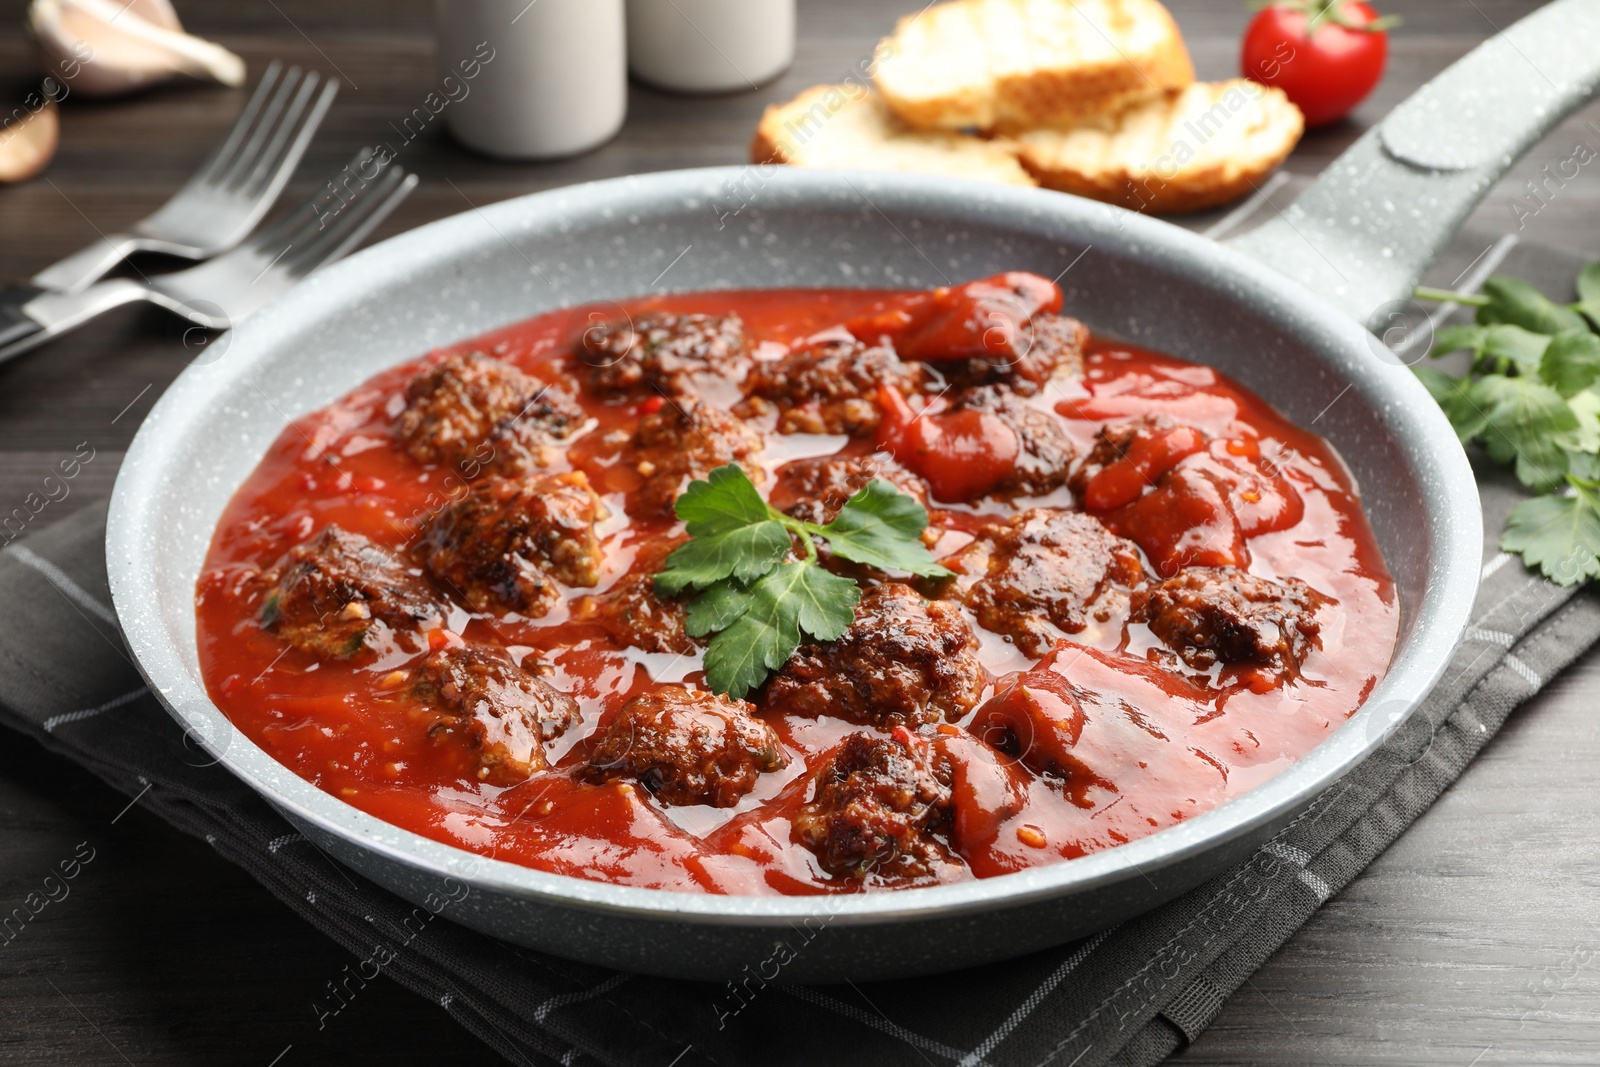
left=191, top=61, right=340, bottom=200
left=246, top=150, right=419, bottom=285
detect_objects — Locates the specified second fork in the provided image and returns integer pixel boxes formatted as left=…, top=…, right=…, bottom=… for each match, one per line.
left=0, top=150, right=417, bottom=363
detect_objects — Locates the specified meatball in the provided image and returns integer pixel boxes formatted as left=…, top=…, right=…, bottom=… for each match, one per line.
left=740, top=339, right=928, bottom=435
left=420, top=471, right=607, bottom=616
left=584, top=686, right=786, bottom=807
left=764, top=583, right=985, bottom=728
left=948, top=387, right=1076, bottom=499
left=260, top=525, right=444, bottom=660
left=952, top=509, right=1146, bottom=657
left=405, top=644, right=581, bottom=786
left=398, top=352, right=584, bottom=477
left=1137, top=566, right=1325, bottom=672
left=577, top=311, right=748, bottom=400
left=629, top=402, right=764, bottom=518
left=937, top=314, right=1088, bottom=397
left=793, top=733, right=956, bottom=880
left=571, top=537, right=699, bottom=656
left=1069, top=415, right=1209, bottom=512
left=768, top=453, right=932, bottom=530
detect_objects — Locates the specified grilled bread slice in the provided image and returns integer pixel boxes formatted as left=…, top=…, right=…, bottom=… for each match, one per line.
left=750, top=83, right=1038, bottom=187
left=1014, top=80, right=1304, bottom=214
left=872, top=0, right=1194, bottom=134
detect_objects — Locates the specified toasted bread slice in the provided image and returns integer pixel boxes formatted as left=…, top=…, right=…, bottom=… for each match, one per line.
left=750, top=83, right=1038, bottom=187
left=873, top=0, right=1194, bottom=134
left=1014, top=80, right=1304, bottom=214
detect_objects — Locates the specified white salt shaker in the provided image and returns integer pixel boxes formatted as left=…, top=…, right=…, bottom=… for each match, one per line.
left=434, top=0, right=626, bottom=159
left=625, top=0, right=795, bottom=94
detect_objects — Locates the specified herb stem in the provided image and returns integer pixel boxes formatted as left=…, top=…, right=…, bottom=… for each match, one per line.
left=1414, top=286, right=1491, bottom=307
left=769, top=506, right=821, bottom=564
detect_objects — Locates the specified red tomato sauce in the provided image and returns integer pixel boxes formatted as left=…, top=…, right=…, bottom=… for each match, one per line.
left=195, top=285, right=1398, bottom=895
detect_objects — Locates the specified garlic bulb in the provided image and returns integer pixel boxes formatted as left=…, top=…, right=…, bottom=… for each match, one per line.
left=0, top=98, right=60, bottom=184
left=28, top=0, right=246, bottom=99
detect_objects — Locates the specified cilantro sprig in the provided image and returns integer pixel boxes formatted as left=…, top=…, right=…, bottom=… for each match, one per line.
left=654, top=464, right=952, bottom=698
left=1415, top=263, right=1600, bottom=585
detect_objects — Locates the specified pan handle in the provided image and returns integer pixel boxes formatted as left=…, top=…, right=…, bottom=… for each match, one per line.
left=1226, top=0, right=1600, bottom=332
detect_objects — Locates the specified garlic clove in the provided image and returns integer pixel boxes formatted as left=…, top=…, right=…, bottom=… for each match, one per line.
left=0, top=98, right=60, bottom=184
left=28, top=0, right=246, bottom=99
left=125, top=0, right=182, bottom=32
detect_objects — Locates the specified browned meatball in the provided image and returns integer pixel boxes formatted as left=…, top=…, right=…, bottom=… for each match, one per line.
left=260, top=526, right=444, bottom=660
left=570, top=537, right=700, bottom=656
left=420, top=471, right=607, bottom=617
left=793, top=733, right=955, bottom=880
left=584, top=686, right=786, bottom=807
left=740, top=339, right=928, bottom=435
left=764, top=583, right=985, bottom=728
left=936, top=314, right=1088, bottom=396
left=577, top=312, right=748, bottom=399
left=948, top=387, right=1076, bottom=499
left=398, top=352, right=584, bottom=478
left=951, top=509, right=1146, bottom=657
left=768, top=453, right=932, bottom=530
left=629, top=402, right=764, bottom=518
left=1137, top=566, right=1325, bottom=672
left=405, top=644, right=581, bottom=786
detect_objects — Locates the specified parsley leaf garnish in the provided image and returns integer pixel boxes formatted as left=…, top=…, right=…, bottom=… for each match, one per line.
left=819, top=478, right=955, bottom=577
left=1541, top=329, right=1600, bottom=398
left=1417, top=265, right=1600, bottom=585
left=1501, top=484, right=1600, bottom=586
left=656, top=464, right=952, bottom=698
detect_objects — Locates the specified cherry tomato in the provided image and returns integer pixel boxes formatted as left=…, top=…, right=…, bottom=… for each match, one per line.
left=1240, top=0, right=1391, bottom=127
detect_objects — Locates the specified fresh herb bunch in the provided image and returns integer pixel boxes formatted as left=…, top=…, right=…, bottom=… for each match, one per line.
left=654, top=465, right=953, bottom=699
left=1415, top=265, right=1600, bottom=585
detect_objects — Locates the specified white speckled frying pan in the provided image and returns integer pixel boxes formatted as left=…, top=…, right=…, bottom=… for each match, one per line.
left=107, top=0, right=1600, bottom=981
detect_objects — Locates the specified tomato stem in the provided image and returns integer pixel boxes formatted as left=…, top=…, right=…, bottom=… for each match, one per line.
left=1251, top=0, right=1399, bottom=33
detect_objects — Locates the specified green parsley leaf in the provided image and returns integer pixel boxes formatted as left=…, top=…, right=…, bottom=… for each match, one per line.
left=1574, top=261, right=1600, bottom=328
left=1431, top=323, right=1485, bottom=357
left=1430, top=322, right=1550, bottom=376
left=684, top=579, right=754, bottom=637
left=1469, top=375, right=1578, bottom=491
left=1570, top=390, right=1600, bottom=455
left=820, top=479, right=954, bottom=578
left=700, top=563, right=860, bottom=699
left=1501, top=485, right=1600, bottom=586
left=655, top=463, right=944, bottom=697
left=655, top=521, right=790, bottom=595
left=1539, top=329, right=1600, bottom=398
left=1577, top=260, right=1600, bottom=305
left=1569, top=450, right=1600, bottom=483
left=1414, top=366, right=1488, bottom=442
left=1481, top=325, right=1553, bottom=376
left=673, top=463, right=773, bottom=536
left=1478, top=275, right=1588, bottom=335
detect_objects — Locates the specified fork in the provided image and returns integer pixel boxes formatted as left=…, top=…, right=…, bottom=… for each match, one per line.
left=0, top=150, right=417, bottom=364
left=30, top=62, right=339, bottom=295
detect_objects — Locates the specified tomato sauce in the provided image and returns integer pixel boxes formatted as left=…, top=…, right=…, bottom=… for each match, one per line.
left=195, top=284, right=1399, bottom=895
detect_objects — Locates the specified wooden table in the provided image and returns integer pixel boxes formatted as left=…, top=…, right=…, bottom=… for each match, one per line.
left=1, top=1, right=1596, bottom=1063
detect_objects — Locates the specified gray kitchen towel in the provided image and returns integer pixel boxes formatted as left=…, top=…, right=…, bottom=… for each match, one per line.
left=1, top=237, right=1597, bottom=1067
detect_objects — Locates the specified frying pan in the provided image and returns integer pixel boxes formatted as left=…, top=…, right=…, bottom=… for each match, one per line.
left=107, top=0, right=1600, bottom=981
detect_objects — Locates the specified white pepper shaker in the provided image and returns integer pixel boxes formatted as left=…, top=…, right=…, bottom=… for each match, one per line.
left=625, top=0, right=795, bottom=94
left=434, top=0, right=626, bottom=160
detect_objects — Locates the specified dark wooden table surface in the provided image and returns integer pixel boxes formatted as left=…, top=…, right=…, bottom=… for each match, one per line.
left=2, top=1, right=1597, bottom=1063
